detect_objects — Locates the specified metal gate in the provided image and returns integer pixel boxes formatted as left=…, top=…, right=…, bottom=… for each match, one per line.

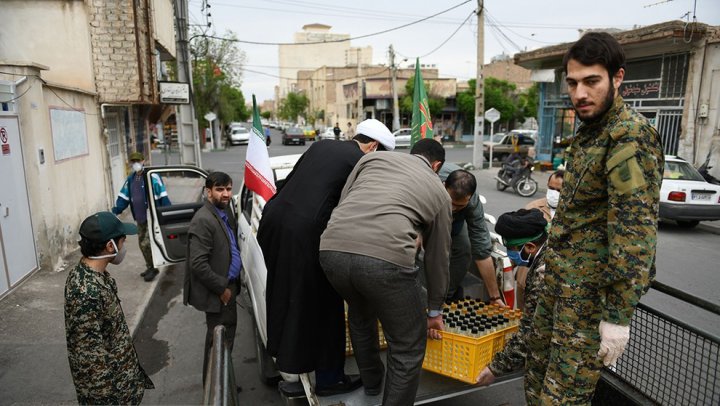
left=656, top=109, right=683, bottom=155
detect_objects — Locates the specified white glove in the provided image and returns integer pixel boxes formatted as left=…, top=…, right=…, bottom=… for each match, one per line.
left=597, top=320, right=630, bottom=367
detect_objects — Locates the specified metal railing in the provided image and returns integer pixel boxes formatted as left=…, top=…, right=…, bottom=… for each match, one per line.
left=203, top=325, right=238, bottom=406
left=602, top=280, right=720, bottom=405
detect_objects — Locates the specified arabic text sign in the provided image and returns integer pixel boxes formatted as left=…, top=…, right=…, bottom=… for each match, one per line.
left=159, top=81, right=190, bottom=104
left=620, top=80, right=660, bottom=99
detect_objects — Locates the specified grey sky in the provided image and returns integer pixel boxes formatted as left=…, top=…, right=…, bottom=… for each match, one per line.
left=188, top=0, right=720, bottom=102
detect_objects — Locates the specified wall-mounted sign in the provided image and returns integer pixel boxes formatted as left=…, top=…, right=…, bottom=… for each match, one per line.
left=159, top=81, right=190, bottom=104
left=620, top=80, right=660, bottom=99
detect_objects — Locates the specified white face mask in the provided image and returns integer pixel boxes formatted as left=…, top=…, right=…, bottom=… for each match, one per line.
left=132, top=162, right=143, bottom=173
left=89, top=239, right=127, bottom=265
left=546, top=189, right=561, bottom=209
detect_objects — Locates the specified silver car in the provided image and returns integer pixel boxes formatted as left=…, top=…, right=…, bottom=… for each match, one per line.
left=393, top=128, right=411, bottom=148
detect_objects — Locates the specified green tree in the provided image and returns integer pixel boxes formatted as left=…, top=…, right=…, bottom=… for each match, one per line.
left=456, top=78, right=539, bottom=132
left=189, top=28, right=247, bottom=129
left=260, top=111, right=272, bottom=120
left=218, top=85, right=249, bottom=123
left=400, top=75, right=445, bottom=118
left=277, top=92, right=308, bottom=121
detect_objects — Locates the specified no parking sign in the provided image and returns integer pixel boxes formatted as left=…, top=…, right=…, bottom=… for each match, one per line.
left=1, top=127, right=9, bottom=155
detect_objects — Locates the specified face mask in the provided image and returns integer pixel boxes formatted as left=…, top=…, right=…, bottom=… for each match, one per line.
left=132, top=162, right=143, bottom=173
left=546, top=189, right=560, bottom=208
left=89, top=239, right=126, bottom=265
left=506, top=245, right=530, bottom=267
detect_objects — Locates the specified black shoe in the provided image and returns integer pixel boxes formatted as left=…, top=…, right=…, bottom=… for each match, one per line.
left=315, top=374, right=363, bottom=397
left=140, top=268, right=150, bottom=277
left=143, top=268, right=159, bottom=282
left=364, top=385, right=382, bottom=396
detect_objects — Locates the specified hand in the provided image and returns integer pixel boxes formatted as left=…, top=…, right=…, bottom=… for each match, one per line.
left=220, top=288, right=232, bottom=305
left=491, top=298, right=508, bottom=308
left=427, top=314, right=444, bottom=340
left=476, top=366, right=496, bottom=386
left=597, top=320, right=630, bottom=367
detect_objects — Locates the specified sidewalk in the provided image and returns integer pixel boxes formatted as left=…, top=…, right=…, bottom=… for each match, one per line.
left=0, top=213, right=161, bottom=404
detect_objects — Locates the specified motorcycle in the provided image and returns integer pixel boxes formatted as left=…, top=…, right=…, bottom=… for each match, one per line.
left=495, top=155, right=538, bottom=197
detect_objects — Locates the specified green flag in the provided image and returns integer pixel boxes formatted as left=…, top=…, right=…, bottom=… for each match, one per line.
left=410, top=58, right=433, bottom=146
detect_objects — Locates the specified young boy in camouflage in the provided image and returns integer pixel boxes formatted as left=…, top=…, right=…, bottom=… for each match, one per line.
left=64, top=212, right=154, bottom=404
left=525, top=32, right=663, bottom=404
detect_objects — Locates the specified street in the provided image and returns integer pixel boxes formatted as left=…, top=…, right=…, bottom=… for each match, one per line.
left=136, top=134, right=720, bottom=404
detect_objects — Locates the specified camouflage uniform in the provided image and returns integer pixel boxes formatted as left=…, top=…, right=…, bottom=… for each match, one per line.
left=488, top=246, right=547, bottom=375
left=137, top=222, right=153, bottom=269
left=525, top=96, right=663, bottom=405
left=64, top=261, right=154, bottom=405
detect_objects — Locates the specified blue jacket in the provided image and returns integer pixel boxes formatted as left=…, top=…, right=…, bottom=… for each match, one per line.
left=112, top=172, right=170, bottom=220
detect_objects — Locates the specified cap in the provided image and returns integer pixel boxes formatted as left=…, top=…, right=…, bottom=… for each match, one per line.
left=79, top=211, right=138, bottom=242
left=129, top=152, right=144, bottom=162
left=494, top=208, right=547, bottom=247
left=356, top=119, right=395, bottom=151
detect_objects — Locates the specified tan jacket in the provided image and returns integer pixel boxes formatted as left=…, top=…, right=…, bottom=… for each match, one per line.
left=525, top=198, right=552, bottom=222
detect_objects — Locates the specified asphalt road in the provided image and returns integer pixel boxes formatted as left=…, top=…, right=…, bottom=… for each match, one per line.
left=139, top=133, right=720, bottom=404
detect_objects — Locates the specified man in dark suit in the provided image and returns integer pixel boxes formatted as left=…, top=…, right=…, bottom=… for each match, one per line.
left=257, top=119, right=395, bottom=396
left=184, top=171, right=242, bottom=389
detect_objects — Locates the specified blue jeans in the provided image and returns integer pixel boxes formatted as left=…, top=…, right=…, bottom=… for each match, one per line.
left=320, top=251, right=426, bottom=406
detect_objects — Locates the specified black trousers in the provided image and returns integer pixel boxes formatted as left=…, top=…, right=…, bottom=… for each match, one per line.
left=202, top=283, right=239, bottom=386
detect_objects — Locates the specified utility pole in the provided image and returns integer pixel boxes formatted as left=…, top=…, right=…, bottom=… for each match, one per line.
left=472, top=0, right=485, bottom=169
left=357, top=48, right=363, bottom=122
left=174, top=0, right=202, bottom=167
left=389, top=45, right=400, bottom=131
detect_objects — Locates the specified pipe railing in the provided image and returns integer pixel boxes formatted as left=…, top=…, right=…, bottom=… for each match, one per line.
left=203, top=325, right=238, bottom=406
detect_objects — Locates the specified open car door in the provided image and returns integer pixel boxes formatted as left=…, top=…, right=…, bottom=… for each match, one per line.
left=145, top=166, right=209, bottom=268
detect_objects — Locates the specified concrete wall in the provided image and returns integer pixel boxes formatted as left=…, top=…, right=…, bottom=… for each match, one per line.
left=152, top=0, right=176, bottom=58
left=0, top=0, right=95, bottom=92
left=3, top=65, right=108, bottom=271
left=679, top=39, right=720, bottom=178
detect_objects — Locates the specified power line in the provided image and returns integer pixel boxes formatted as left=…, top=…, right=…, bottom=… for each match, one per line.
left=244, top=66, right=391, bottom=82
left=396, top=10, right=475, bottom=60
left=192, top=0, right=473, bottom=46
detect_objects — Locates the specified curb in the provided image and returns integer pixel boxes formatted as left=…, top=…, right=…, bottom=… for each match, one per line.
left=698, top=223, right=720, bottom=235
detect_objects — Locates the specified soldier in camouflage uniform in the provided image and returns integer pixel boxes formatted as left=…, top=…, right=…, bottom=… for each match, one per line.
left=525, top=32, right=663, bottom=404
left=64, top=212, right=154, bottom=404
left=476, top=209, right=548, bottom=385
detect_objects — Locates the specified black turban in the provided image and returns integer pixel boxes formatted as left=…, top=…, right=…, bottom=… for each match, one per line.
left=494, top=208, right=548, bottom=246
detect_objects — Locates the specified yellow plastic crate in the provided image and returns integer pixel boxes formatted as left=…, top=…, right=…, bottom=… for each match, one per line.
left=422, top=324, right=519, bottom=383
left=344, top=313, right=387, bottom=356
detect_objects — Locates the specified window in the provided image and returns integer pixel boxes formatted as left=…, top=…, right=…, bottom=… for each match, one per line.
left=160, top=170, right=206, bottom=205
left=664, top=161, right=704, bottom=182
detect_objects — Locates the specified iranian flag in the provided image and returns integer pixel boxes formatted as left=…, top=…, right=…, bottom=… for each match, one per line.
left=410, top=58, right=433, bottom=146
left=244, top=95, right=276, bottom=201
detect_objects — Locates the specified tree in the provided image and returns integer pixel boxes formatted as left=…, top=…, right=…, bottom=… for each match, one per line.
left=277, top=92, right=308, bottom=122
left=189, top=28, right=248, bottom=129
left=260, top=111, right=272, bottom=120
left=456, top=78, right=539, bottom=132
left=400, top=75, right=445, bottom=118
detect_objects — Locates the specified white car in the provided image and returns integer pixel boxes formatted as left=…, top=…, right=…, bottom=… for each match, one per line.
left=393, top=128, right=411, bottom=148
left=228, top=126, right=250, bottom=145
left=318, top=127, right=344, bottom=141
left=660, top=155, right=720, bottom=227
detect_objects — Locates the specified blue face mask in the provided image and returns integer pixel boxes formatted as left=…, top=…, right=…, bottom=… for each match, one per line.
left=507, top=245, right=530, bottom=267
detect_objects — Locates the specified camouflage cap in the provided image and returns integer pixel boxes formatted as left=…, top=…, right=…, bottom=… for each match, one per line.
left=129, top=151, right=144, bottom=162
left=79, top=211, right=137, bottom=243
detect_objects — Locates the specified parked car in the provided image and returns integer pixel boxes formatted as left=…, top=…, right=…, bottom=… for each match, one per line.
left=303, top=126, right=317, bottom=141
left=659, top=155, right=720, bottom=227
left=483, top=133, right=535, bottom=162
left=393, top=128, right=411, bottom=148
left=282, top=127, right=306, bottom=145
left=318, top=127, right=339, bottom=141
left=228, top=126, right=250, bottom=145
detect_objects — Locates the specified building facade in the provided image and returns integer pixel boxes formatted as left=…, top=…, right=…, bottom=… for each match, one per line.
left=515, top=20, right=720, bottom=176
left=278, top=24, right=372, bottom=99
left=0, top=0, right=177, bottom=296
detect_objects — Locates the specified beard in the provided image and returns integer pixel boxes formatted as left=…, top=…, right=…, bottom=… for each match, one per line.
left=575, top=85, right=615, bottom=123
